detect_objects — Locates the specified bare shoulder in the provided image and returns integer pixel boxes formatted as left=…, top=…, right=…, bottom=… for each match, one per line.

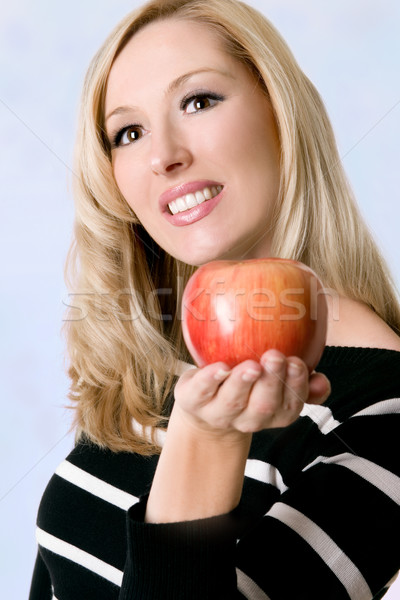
left=326, top=296, right=400, bottom=352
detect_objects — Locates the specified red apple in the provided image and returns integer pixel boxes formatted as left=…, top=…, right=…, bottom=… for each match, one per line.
left=181, top=258, right=328, bottom=371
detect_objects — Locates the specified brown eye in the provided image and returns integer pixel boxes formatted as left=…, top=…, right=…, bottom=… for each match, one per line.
left=183, top=94, right=221, bottom=114
left=120, top=126, right=142, bottom=145
left=193, top=97, right=211, bottom=111
left=112, top=124, right=146, bottom=148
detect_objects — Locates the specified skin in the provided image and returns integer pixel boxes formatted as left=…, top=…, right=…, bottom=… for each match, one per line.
left=105, top=19, right=400, bottom=523
left=105, top=19, right=281, bottom=266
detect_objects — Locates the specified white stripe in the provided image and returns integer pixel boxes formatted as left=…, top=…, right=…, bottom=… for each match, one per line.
left=267, top=502, right=372, bottom=600
left=55, top=461, right=139, bottom=510
left=245, top=459, right=288, bottom=493
left=299, top=404, right=341, bottom=434
left=351, top=397, right=400, bottom=418
left=37, top=527, right=123, bottom=587
left=384, top=571, right=399, bottom=588
left=131, top=419, right=167, bottom=447
left=236, top=568, right=271, bottom=600
left=301, top=397, right=400, bottom=435
left=303, top=452, right=400, bottom=505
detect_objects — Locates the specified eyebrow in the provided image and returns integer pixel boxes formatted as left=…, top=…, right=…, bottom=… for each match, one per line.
left=105, top=67, right=234, bottom=122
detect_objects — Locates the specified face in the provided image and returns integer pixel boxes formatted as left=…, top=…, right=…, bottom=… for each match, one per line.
left=105, top=18, right=281, bottom=266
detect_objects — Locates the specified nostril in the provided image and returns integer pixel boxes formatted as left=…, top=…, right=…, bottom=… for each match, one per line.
left=151, top=145, right=192, bottom=175
left=165, top=162, right=184, bottom=173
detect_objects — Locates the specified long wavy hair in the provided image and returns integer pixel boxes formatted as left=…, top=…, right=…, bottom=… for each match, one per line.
left=64, top=0, right=400, bottom=453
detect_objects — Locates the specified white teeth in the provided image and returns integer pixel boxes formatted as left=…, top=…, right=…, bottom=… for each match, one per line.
left=195, top=190, right=205, bottom=204
left=176, top=197, right=187, bottom=212
left=186, top=193, right=198, bottom=208
left=169, top=200, right=178, bottom=214
left=168, top=185, right=223, bottom=215
left=203, top=187, right=212, bottom=200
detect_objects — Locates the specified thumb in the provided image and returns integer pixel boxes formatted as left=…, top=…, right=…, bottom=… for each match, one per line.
left=308, top=372, right=331, bottom=404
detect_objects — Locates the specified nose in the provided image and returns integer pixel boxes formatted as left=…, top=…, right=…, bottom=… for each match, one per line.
left=150, top=126, right=192, bottom=176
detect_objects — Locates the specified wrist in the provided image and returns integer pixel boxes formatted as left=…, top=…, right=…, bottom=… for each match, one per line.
left=145, top=408, right=252, bottom=523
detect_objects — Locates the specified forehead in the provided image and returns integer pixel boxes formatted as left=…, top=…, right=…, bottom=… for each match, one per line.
left=105, top=18, right=236, bottom=106
left=115, top=17, right=228, bottom=69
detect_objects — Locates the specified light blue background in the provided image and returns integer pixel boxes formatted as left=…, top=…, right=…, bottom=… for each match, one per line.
left=1, top=1, right=399, bottom=597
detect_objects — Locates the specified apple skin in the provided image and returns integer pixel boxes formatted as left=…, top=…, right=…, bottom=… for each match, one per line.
left=181, top=258, right=328, bottom=372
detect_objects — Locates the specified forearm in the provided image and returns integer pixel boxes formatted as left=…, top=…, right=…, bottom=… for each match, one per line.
left=145, top=407, right=252, bottom=523
left=145, top=351, right=317, bottom=524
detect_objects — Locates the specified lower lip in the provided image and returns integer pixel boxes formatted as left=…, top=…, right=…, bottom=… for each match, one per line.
left=162, top=190, right=224, bottom=226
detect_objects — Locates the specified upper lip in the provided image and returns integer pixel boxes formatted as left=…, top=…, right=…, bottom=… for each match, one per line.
left=159, top=180, right=223, bottom=213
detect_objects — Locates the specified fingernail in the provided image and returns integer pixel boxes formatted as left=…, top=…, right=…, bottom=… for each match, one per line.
left=263, top=355, right=284, bottom=373
left=287, top=362, right=303, bottom=378
left=242, top=368, right=261, bottom=382
left=214, top=369, right=231, bottom=381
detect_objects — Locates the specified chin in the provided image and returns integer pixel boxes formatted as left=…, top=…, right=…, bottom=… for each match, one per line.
left=168, top=235, right=268, bottom=266
left=177, top=249, right=243, bottom=268
left=170, top=245, right=224, bottom=267
left=182, top=255, right=216, bottom=268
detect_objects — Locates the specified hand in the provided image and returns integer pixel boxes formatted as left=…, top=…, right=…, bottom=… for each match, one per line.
left=173, top=349, right=330, bottom=438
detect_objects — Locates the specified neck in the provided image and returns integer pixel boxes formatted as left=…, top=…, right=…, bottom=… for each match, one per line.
left=325, top=295, right=400, bottom=351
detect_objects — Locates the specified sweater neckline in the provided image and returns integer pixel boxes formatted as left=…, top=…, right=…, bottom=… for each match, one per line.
left=318, top=345, right=400, bottom=368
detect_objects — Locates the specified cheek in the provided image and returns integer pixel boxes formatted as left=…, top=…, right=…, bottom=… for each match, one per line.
left=112, top=157, right=130, bottom=199
left=244, top=108, right=280, bottom=169
left=200, top=105, right=279, bottom=177
left=112, top=154, right=144, bottom=213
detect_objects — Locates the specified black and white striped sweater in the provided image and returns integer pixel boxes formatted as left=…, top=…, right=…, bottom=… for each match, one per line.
left=29, top=346, right=400, bottom=599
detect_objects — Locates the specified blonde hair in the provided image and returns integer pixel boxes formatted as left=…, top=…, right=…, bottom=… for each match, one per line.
left=64, top=0, right=400, bottom=453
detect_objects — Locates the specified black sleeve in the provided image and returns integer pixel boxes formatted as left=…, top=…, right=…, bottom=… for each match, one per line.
left=29, top=551, right=52, bottom=600
left=119, top=497, right=243, bottom=600
left=119, top=408, right=400, bottom=599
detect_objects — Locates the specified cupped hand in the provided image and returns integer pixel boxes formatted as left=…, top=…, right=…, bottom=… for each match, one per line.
left=173, top=349, right=330, bottom=438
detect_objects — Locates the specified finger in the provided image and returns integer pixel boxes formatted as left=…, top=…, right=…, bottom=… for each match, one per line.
left=211, top=360, right=263, bottom=417
left=259, top=349, right=287, bottom=400
left=308, top=372, right=331, bottom=404
left=174, top=361, right=231, bottom=407
left=283, top=357, right=309, bottom=411
left=234, top=352, right=308, bottom=432
left=237, top=349, right=287, bottom=424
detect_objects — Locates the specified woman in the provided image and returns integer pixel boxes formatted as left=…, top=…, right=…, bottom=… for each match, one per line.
left=29, top=0, right=400, bottom=598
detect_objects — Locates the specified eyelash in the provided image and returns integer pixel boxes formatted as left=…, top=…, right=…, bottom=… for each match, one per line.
left=180, top=91, right=225, bottom=113
left=110, top=91, right=225, bottom=149
left=111, top=124, right=143, bottom=149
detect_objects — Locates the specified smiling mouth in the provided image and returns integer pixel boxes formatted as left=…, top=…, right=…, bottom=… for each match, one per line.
left=168, top=185, right=223, bottom=215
